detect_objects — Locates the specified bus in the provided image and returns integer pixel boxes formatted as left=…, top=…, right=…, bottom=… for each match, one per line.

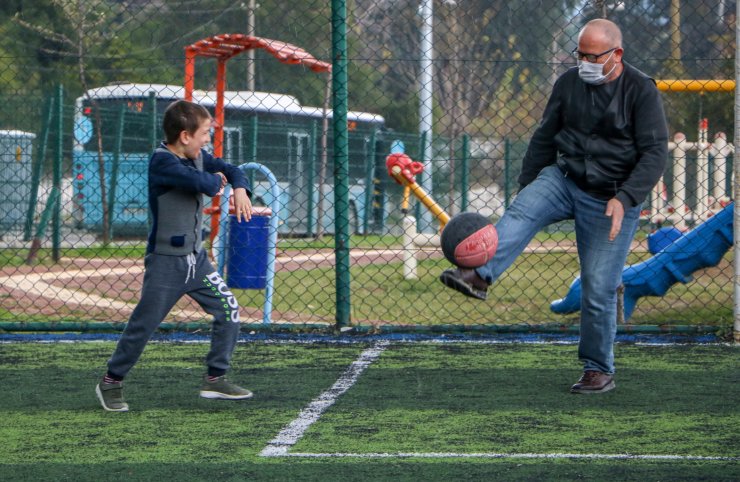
left=72, top=83, right=388, bottom=236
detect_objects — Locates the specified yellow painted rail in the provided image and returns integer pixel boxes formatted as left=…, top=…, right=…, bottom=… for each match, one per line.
left=656, top=79, right=735, bottom=92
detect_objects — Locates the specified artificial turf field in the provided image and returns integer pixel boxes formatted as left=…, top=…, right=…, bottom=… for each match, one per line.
left=0, top=336, right=738, bottom=481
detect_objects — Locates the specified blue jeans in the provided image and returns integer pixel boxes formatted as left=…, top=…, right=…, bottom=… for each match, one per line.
left=476, top=165, right=641, bottom=374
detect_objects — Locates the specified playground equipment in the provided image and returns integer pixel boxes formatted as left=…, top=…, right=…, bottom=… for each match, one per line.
left=551, top=202, right=733, bottom=320
left=647, top=118, right=733, bottom=230
left=648, top=79, right=734, bottom=230
left=386, top=150, right=450, bottom=279
left=656, top=79, right=735, bottom=92
left=184, top=34, right=331, bottom=247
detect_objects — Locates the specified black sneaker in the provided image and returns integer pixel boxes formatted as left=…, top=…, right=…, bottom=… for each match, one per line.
left=439, top=268, right=489, bottom=300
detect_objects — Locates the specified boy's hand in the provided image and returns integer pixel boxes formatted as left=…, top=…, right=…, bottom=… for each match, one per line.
left=215, top=172, right=227, bottom=196
left=232, top=187, right=252, bottom=222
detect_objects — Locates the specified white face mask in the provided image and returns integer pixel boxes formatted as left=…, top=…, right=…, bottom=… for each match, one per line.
left=578, top=51, right=616, bottom=85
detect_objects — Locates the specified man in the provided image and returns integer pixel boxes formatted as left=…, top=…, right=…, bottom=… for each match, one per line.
left=440, top=19, right=668, bottom=394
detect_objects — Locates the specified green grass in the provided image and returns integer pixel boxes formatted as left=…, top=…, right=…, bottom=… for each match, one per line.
left=234, top=251, right=733, bottom=327
left=277, top=233, right=403, bottom=250
left=0, top=229, right=584, bottom=265
left=308, top=344, right=739, bottom=455
left=0, top=244, right=148, bottom=267
left=0, top=340, right=738, bottom=481
left=234, top=254, right=581, bottom=324
left=0, top=235, right=403, bottom=267
left=276, top=230, right=585, bottom=249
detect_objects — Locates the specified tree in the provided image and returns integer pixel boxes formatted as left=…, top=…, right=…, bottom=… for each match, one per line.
left=14, top=0, right=120, bottom=244
left=351, top=0, right=578, bottom=209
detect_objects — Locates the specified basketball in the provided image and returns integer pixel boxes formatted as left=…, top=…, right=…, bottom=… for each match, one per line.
left=441, top=212, right=498, bottom=268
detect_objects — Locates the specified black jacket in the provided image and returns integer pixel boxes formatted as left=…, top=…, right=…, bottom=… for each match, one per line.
left=518, top=62, right=668, bottom=208
left=147, top=145, right=251, bottom=255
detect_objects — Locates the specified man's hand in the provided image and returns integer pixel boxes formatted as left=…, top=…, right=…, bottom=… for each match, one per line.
left=232, top=187, right=252, bottom=223
left=605, top=198, right=625, bottom=241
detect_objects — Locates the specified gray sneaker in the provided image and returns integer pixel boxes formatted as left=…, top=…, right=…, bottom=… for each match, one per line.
left=200, top=376, right=253, bottom=400
left=96, top=381, right=129, bottom=412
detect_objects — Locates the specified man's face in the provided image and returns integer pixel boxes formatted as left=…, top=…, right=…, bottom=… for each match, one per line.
left=577, top=28, right=622, bottom=75
left=182, top=117, right=212, bottom=160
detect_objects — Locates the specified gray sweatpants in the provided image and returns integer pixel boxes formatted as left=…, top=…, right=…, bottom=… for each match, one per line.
left=107, top=250, right=241, bottom=378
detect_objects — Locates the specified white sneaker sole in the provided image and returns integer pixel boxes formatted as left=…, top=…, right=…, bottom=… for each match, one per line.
left=96, top=384, right=129, bottom=412
left=199, top=390, right=253, bottom=400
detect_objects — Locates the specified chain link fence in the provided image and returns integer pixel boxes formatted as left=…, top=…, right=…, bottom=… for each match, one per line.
left=0, top=0, right=734, bottom=333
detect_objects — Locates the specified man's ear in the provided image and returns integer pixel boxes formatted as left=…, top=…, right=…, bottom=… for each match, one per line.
left=614, top=47, right=624, bottom=62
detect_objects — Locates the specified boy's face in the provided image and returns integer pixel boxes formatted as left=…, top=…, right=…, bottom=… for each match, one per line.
left=180, top=117, right=212, bottom=160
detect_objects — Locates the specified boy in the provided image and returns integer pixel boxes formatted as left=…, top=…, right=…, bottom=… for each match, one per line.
left=96, top=99, right=253, bottom=412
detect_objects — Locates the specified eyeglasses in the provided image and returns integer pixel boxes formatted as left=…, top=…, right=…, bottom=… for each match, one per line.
left=571, top=47, right=618, bottom=63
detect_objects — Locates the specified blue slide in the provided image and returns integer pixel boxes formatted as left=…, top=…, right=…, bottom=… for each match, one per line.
left=550, top=203, right=733, bottom=320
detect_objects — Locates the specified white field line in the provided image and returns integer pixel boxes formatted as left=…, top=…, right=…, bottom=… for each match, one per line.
left=260, top=341, right=389, bottom=457
left=276, top=452, right=739, bottom=461
left=257, top=338, right=737, bottom=462
left=2, top=338, right=736, bottom=348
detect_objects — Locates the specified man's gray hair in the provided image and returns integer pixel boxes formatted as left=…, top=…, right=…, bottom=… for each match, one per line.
left=582, top=18, right=623, bottom=48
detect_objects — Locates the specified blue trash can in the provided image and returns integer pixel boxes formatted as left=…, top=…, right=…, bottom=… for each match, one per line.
left=227, top=207, right=272, bottom=289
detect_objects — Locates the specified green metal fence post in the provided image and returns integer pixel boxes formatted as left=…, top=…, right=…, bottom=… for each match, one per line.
left=24, top=94, right=54, bottom=241
left=147, top=91, right=157, bottom=229
left=460, top=133, right=469, bottom=212
left=307, top=120, right=318, bottom=236
left=363, top=130, right=376, bottom=234
left=24, top=187, right=60, bottom=265
left=148, top=91, right=157, bottom=150
left=52, top=84, right=63, bottom=262
left=332, top=0, right=351, bottom=328
left=107, top=105, right=126, bottom=241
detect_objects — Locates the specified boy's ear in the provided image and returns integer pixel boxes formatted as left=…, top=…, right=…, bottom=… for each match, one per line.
left=178, top=129, right=191, bottom=145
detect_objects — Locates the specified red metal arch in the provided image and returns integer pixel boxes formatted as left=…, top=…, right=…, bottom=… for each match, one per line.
left=184, top=34, right=331, bottom=158
left=186, top=34, right=331, bottom=73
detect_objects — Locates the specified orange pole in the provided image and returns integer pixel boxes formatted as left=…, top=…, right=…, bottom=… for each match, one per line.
left=184, top=49, right=196, bottom=101
left=209, top=59, right=228, bottom=249
left=214, top=59, right=226, bottom=157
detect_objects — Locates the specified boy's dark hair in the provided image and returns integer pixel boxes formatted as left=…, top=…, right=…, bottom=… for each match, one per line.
left=162, top=100, right=211, bottom=144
